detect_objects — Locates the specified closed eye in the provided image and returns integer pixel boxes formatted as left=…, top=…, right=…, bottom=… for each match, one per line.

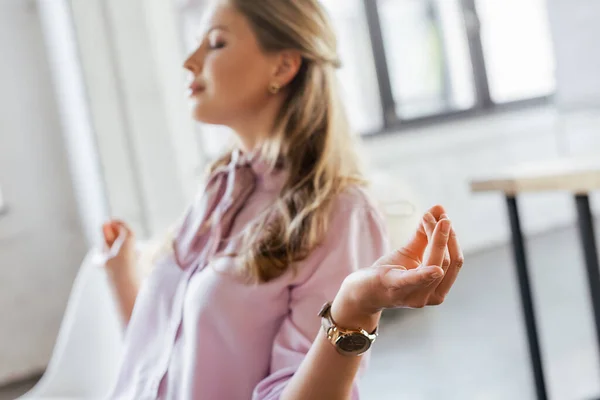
left=209, top=41, right=226, bottom=50
left=207, top=28, right=228, bottom=51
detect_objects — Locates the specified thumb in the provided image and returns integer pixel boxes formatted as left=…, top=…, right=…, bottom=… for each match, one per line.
left=380, top=265, right=444, bottom=290
left=112, top=220, right=133, bottom=237
left=102, top=223, right=117, bottom=246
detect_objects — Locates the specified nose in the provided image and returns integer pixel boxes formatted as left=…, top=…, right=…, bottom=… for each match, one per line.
left=183, top=46, right=204, bottom=74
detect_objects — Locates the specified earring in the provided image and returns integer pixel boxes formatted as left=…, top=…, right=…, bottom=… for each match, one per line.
left=268, top=82, right=281, bottom=94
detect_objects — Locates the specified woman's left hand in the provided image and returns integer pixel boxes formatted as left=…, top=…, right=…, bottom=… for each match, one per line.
left=331, top=205, right=464, bottom=330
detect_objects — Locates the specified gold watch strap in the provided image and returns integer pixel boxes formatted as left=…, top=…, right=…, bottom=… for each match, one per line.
left=318, top=302, right=378, bottom=339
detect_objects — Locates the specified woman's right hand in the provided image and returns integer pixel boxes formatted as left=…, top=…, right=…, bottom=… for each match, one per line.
left=102, top=220, right=137, bottom=279
left=102, top=220, right=140, bottom=324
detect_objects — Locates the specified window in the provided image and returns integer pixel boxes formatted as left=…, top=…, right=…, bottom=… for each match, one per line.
left=176, top=0, right=556, bottom=137
left=477, top=0, right=556, bottom=103
left=320, top=0, right=383, bottom=133
left=377, top=0, right=476, bottom=119
left=360, top=0, right=556, bottom=132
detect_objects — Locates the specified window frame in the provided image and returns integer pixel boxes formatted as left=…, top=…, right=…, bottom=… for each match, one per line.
left=361, top=0, right=554, bottom=135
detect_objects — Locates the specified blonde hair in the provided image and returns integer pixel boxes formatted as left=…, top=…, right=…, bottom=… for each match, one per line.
left=142, top=1, right=367, bottom=282
left=206, top=0, right=366, bottom=283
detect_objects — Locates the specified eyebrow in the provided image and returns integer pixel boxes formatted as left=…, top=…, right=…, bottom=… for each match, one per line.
left=205, top=25, right=230, bottom=36
left=197, top=24, right=230, bottom=43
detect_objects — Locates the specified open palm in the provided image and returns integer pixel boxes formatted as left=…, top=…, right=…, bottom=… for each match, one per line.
left=339, top=205, right=464, bottom=314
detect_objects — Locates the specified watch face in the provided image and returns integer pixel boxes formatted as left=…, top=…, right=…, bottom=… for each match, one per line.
left=337, top=333, right=370, bottom=354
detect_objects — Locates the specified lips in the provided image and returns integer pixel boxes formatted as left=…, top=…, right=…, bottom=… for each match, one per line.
left=189, top=81, right=206, bottom=96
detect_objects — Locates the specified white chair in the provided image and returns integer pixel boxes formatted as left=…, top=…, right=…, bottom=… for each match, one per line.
left=19, top=248, right=125, bottom=399
left=370, top=170, right=422, bottom=250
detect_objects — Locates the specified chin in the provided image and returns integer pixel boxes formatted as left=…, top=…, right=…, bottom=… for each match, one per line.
left=192, top=108, right=211, bottom=123
left=191, top=101, right=222, bottom=125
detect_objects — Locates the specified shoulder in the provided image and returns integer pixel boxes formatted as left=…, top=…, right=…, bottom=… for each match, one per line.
left=320, top=184, right=390, bottom=255
left=290, top=184, right=390, bottom=286
left=328, top=184, right=387, bottom=229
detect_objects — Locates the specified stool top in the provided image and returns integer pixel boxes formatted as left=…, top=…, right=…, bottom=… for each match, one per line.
left=470, top=157, right=600, bottom=195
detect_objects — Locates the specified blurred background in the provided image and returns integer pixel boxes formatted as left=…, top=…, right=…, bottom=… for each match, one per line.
left=1, top=0, right=599, bottom=399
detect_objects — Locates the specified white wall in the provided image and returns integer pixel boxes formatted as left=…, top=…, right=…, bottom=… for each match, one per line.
left=365, top=107, right=600, bottom=254
left=546, top=0, right=600, bottom=109
left=0, top=0, right=87, bottom=384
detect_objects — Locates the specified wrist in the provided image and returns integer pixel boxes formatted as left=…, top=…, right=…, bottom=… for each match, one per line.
left=106, top=262, right=137, bottom=283
left=330, top=294, right=381, bottom=334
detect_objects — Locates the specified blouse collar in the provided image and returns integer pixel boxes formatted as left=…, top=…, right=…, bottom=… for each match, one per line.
left=231, top=148, right=286, bottom=192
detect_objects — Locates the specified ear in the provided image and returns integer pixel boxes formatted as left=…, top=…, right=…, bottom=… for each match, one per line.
left=272, top=50, right=303, bottom=87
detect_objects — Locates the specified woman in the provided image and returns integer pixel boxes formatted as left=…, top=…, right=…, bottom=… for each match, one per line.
left=102, top=0, right=464, bottom=399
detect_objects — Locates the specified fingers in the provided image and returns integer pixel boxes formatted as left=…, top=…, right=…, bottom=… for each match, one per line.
left=102, top=223, right=117, bottom=247
left=383, top=205, right=450, bottom=271
left=102, top=219, right=133, bottom=248
left=440, top=213, right=454, bottom=272
left=439, top=214, right=451, bottom=271
left=375, top=207, right=461, bottom=310
left=398, top=224, right=429, bottom=266
left=380, top=265, right=444, bottom=290
left=424, top=217, right=451, bottom=268
left=435, top=224, right=465, bottom=299
left=413, top=205, right=447, bottom=245
left=398, top=206, right=448, bottom=266
left=422, top=213, right=450, bottom=271
left=112, top=220, right=133, bottom=236
left=427, top=205, right=447, bottom=221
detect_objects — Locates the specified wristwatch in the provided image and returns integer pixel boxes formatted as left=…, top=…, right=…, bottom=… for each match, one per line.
left=318, top=302, right=378, bottom=356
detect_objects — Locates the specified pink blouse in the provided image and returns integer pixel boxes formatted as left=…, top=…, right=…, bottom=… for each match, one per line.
left=108, top=150, right=389, bottom=399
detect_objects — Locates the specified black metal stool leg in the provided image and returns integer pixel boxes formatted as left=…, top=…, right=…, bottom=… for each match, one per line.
left=506, top=196, right=548, bottom=400
left=575, top=195, right=600, bottom=379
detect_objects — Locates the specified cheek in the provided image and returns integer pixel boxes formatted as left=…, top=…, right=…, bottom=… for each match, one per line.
left=206, top=52, right=269, bottom=109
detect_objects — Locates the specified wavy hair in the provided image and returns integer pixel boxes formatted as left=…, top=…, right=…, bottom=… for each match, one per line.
left=205, top=0, right=367, bottom=283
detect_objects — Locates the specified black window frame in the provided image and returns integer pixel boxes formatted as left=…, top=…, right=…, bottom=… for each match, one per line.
left=361, top=0, right=554, bottom=135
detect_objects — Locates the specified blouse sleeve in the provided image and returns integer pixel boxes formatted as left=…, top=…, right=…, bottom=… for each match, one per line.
left=252, top=199, right=390, bottom=399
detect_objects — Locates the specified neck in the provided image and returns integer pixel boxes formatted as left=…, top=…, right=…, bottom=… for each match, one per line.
left=229, top=95, right=284, bottom=153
